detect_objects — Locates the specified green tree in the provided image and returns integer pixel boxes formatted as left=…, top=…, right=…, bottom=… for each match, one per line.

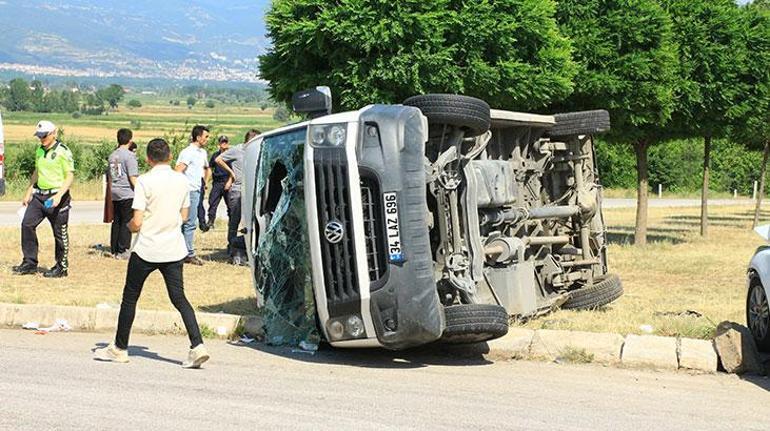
left=127, top=99, right=142, bottom=108
left=205, top=100, right=216, bottom=109
left=186, top=96, right=197, bottom=108
left=555, top=0, right=678, bottom=245
left=6, top=78, right=32, bottom=111
left=664, top=0, right=747, bottom=237
left=260, top=0, right=576, bottom=111
left=732, top=1, right=770, bottom=228
left=96, top=84, right=125, bottom=110
left=30, top=80, right=45, bottom=111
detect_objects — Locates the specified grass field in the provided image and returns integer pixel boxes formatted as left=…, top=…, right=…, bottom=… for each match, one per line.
left=1, top=101, right=284, bottom=146
left=0, top=203, right=764, bottom=339
left=0, top=220, right=257, bottom=315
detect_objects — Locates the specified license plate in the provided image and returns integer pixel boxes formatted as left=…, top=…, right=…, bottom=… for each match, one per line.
left=383, top=192, right=404, bottom=263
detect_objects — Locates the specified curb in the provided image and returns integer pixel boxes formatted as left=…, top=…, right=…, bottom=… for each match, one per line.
left=1, top=303, right=721, bottom=373
left=0, top=303, right=263, bottom=339
left=488, top=328, right=719, bottom=373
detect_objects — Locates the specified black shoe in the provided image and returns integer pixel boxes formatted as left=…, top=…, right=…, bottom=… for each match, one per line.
left=43, top=266, right=68, bottom=278
left=12, top=263, right=38, bottom=275
left=199, top=222, right=210, bottom=233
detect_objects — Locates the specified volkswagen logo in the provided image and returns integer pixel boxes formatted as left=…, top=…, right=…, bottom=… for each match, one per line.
left=324, top=220, right=345, bottom=244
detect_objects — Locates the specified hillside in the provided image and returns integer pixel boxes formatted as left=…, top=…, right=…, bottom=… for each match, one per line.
left=0, top=0, right=270, bottom=82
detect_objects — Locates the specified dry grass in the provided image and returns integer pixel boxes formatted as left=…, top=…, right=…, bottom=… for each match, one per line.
left=0, top=221, right=258, bottom=315
left=519, top=204, right=763, bottom=339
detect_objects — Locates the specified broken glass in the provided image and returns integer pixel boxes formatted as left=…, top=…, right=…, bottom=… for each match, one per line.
left=254, top=127, right=320, bottom=348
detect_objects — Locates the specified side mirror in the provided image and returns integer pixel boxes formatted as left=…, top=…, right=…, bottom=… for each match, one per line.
left=292, top=86, right=332, bottom=119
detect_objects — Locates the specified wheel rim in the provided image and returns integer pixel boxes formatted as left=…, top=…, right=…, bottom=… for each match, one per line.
left=748, top=284, right=770, bottom=340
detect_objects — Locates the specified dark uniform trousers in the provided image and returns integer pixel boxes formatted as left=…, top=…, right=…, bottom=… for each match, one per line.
left=22, top=191, right=71, bottom=270
left=207, top=180, right=231, bottom=225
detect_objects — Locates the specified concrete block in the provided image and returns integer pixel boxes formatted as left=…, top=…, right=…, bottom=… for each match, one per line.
left=0, top=303, right=15, bottom=326
left=530, top=329, right=624, bottom=364
left=678, top=338, right=718, bottom=373
left=487, top=328, right=534, bottom=359
left=714, top=321, right=763, bottom=374
left=11, top=304, right=56, bottom=327
left=52, top=306, right=95, bottom=331
left=94, top=308, right=119, bottom=331
left=622, top=334, right=678, bottom=370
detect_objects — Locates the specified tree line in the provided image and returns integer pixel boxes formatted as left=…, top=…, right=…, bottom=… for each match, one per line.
left=0, top=79, right=125, bottom=115
left=260, top=0, right=770, bottom=245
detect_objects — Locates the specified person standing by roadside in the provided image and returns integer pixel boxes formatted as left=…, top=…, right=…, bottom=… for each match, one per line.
left=175, top=125, right=211, bottom=265
left=216, top=129, right=260, bottom=265
left=13, top=121, right=74, bottom=278
left=108, top=128, right=139, bottom=259
left=205, top=135, right=232, bottom=229
left=94, top=138, right=209, bottom=368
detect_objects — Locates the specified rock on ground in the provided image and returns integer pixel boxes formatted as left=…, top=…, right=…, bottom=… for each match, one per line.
left=714, top=321, right=763, bottom=375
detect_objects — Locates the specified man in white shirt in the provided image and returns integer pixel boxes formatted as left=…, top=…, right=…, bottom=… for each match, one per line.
left=175, top=125, right=211, bottom=265
left=94, top=138, right=209, bottom=368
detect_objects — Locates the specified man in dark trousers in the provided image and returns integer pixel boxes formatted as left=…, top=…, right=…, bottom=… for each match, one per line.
left=108, top=128, right=139, bottom=259
left=94, top=138, right=209, bottom=368
left=205, top=135, right=232, bottom=229
left=13, top=120, right=75, bottom=278
left=216, top=129, right=260, bottom=265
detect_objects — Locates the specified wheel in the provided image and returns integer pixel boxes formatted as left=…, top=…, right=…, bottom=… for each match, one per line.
left=561, top=273, right=623, bottom=310
left=440, top=304, right=509, bottom=344
left=548, top=110, right=611, bottom=138
left=747, top=275, right=770, bottom=351
left=403, top=94, right=491, bottom=137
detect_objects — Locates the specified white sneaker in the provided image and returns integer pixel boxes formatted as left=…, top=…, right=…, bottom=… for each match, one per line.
left=181, top=344, right=210, bottom=369
left=94, top=343, right=129, bottom=363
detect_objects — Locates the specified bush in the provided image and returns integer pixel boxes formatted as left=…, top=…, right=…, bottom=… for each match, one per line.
left=127, top=99, right=142, bottom=108
left=205, top=100, right=216, bottom=109
left=130, top=119, right=142, bottom=130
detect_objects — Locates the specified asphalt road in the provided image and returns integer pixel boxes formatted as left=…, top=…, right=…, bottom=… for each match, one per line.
left=0, top=198, right=756, bottom=227
left=1, top=329, right=769, bottom=430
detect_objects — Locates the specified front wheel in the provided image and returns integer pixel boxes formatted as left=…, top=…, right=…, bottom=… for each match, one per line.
left=440, top=304, right=509, bottom=344
left=747, top=276, right=770, bottom=351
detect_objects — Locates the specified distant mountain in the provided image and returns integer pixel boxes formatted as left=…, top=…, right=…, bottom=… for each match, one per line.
left=0, top=0, right=271, bottom=82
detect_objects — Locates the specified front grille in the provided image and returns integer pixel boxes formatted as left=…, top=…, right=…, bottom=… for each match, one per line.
left=360, top=175, right=387, bottom=283
left=314, top=149, right=359, bottom=317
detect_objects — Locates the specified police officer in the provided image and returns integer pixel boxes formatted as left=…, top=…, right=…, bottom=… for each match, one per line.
left=13, top=120, right=75, bottom=278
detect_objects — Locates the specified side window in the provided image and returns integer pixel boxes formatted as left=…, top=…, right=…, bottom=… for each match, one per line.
left=257, top=128, right=307, bottom=217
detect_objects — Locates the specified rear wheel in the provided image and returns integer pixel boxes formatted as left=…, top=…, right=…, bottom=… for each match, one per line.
left=404, top=94, right=491, bottom=138
left=561, top=273, right=623, bottom=310
left=548, top=110, right=611, bottom=138
left=440, top=304, right=509, bottom=344
left=747, top=275, right=770, bottom=352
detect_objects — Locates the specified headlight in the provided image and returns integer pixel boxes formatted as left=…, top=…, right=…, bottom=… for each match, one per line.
left=325, top=314, right=366, bottom=341
left=309, top=123, right=347, bottom=147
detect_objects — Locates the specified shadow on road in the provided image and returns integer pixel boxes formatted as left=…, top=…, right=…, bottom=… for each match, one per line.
left=228, top=340, right=494, bottom=369
left=92, top=342, right=182, bottom=365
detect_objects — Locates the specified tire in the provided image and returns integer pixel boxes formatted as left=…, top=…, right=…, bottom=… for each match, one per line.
left=548, top=110, right=611, bottom=138
left=440, top=304, right=509, bottom=344
left=747, top=275, right=770, bottom=352
left=403, top=94, right=491, bottom=137
left=561, top=273, right=623, bottom=310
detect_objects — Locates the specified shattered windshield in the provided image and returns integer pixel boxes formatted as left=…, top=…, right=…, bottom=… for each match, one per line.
left=254, top=127, right=320, bottom=348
